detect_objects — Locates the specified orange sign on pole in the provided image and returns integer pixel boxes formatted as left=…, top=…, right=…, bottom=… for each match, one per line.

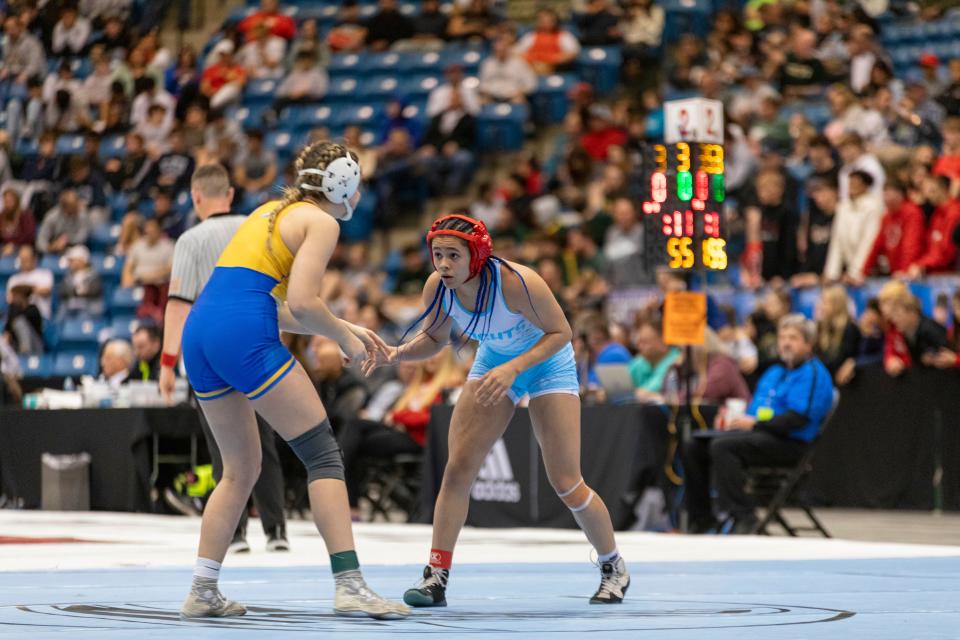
left=663, top=291, right=706, bottom=346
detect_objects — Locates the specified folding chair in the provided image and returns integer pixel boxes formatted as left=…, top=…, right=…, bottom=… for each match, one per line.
left=745, top=389, right=840, bottom=537
left=362, top=453, right=423, bottom=522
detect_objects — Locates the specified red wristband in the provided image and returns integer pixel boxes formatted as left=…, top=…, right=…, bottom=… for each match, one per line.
left=160, top=352, right=178, bottom=368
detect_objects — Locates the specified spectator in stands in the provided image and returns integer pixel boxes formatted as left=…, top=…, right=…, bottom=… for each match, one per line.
left=580, top=104, right=627, bottom=162
left=918, top=53, right=945, bottom=99
left=99, top=338, right=133, bottom=389
left=427, top=63, right=481, bottom=118
left=933, top=117, right=960, bottom=196
left=149, top=128, right=195, bottom=195
left=104, top=132, right=153, bottom=196
left=82, top=51, right=114, bottom=113
left=937, top=58, right=960, bottom=116
left=837, top=132, right=885, bottom=201
left=275, top=50, right=328, bottom=108
left=371, top=128, right=422, bottom=225
left=1, top=14, right=46, bottom=98
left=446, top=0, right=501, bottom=42
left=846, top=23, right=880, bottom=95
left=286, top=18, right=328, bottom=68
left=90, top=14, right=130, bottom=60
left=365, top=0, right=414, bottom=51
left=122, top=217, right=173, bottom=324
left=343, top=125, right=378, bottom=178
left=52, top=6, right=91, bottom=59
left=885, top=292, right=956, bottom=371
left=629, top=317, right=680, bottom=402
left=0, top=189, right=35, bottom=256
left=309, top=336, right=369, bottom=434
left=862, top=181, right=925, bottom=278
left=685, top=314, right=835, bottom=534
left=340, top=349, right=461, bottom=520
left=411, top=0, right=449, bottom=44
left=200, top=41, right=246, bottom=110
left=749, top=288, right=792, bottom=376
left=576, top=0, right=621, bottom=47
left=45, top=85, right=92, bottom=134
left=620, top=0, right=664, bottom=55
left=825, top=84, right=888, bottom=149
left=166, top=45, right=201, bottom=107
left=743, top=168, right=797, bottom=285
left=36, top=190, right=90, bottom=255
left=152, top=190, right=186, bottom=240
left=238, top=22, right=286, bottom=80
left=792, top=179, right=837, bottom=287
left=516, top=8, right=581, bottom=75
left=5, top=245, right=53, bottom=319
left=136, top=104, right=173, bottom=156
left=130, top=76, right=175, bottom=132
left=238, top=0, right=297, bottom=42
left=602, top=196, right=642, bottom=262
left=815, top=285, right=861, bottom=385
left=376, top=95, right=424, bottom=146
left=327, top=0, right=367, bottom=53
left=419, top=89, right=476, bottom=197
left=3, top=284, right=43, bottom=354
left=776, top=28, right=830, bottom=100
left=664, top=330, right=751, bottom=409
left=824, top=170, right=884, bottom=284
left=905, top=174, right=960, bottom=278
left=233, top=129, right=277, bottom=198
left=130, top=324, right=162, bottom=382
left=114, top=211, right=142, bottom=257
left=478, top=34, right=537, bottom=105
left=5, top=75, right=44, bottom=142
left=204, top=108, right=247, bottom=160
left=57, top=244, right=104, bottom=319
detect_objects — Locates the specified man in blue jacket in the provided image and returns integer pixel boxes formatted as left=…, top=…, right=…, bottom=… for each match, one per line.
left=684, top=314, right=836, bottom=534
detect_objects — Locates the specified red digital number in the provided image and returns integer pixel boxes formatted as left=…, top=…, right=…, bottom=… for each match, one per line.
left=662, top=210, right=694, bottom=237
left=695, top=170, right=709, bottom=201
left=652, top=172, right=667, bottom=203
left=704, top=211, right=720, bottom=238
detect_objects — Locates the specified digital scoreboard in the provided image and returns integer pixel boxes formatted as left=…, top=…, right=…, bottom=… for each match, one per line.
left=642, top=99, right=728, bottom=272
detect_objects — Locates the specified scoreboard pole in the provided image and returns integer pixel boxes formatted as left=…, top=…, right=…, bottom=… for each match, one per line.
left=643, top=98, right=728, bottom=532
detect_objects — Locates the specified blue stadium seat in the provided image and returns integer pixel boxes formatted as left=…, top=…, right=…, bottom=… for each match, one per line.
left=662, top=0, right=712, bottom=43
left=326, top=77, right=364, bottom=104
left=227, top=104, right=269, bottom=129
left=89, top=223, right=120, bottom=252
left=92, top=254, right=123, bottom=286
left=327, top=53, right=370, bottom=79
left=577, top=46, right=623, bottom=94
left=56, top=134, right=85, bottom=156
left=244, top=78, right=280, bottom=106
left=363, top=75, right=403, bottom=102
left=40, top=254, right=68, bottom=277
left=440, top=47, right=485, bottom=75
left=531, top=74, right=575, bottom=124
left=732, top=291, right=758, bottom=323
left=109, top=315, right=140, bottom=341
left=53, top=351, right=100, bottom=377
left=99, top=134, right=126, bottom=158
left=791, top=287, right=821, bottom=320
left=402, top=74, right=442, bottom=100
left=58, top=318, right=108, bottom=350
left=366, top=51, right=405, bottom=75
left=19, top=354, right=53, bottom=377
left=477, top=103, right=529, bottom=152
left=284, top=104, right=335, bottom=132
left=403, top=50, right=443, bottom=75
left=0, top=255, right=16, bottom=278
left=265, top=130, right=297, bottom=162
left=16, top=138, right=39, bottom=157
left=332, top=104, right=381, bottom=129
left=111, top=286, right=143, bottom=313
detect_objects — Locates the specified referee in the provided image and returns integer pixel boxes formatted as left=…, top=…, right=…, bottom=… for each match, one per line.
left=159, top=164, right=289, bottom=553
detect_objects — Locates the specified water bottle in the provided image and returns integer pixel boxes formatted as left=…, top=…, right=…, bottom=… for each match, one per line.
left=63, top=377, right=75, bottom=392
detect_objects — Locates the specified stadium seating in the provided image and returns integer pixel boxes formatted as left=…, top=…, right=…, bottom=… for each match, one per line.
left=53, top=350, right=100, bottom=377
left=477, top=103, right=530, bottom=152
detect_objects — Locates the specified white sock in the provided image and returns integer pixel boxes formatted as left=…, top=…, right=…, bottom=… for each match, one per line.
left=598, top=549, right=620, bottom=563
left=194, top=557, right=221, bottom=581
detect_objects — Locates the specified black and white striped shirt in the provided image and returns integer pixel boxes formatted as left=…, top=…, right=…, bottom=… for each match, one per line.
left=168, top=212, right=246, bottom=303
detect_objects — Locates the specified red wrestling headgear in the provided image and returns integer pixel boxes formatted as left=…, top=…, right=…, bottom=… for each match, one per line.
left=426, top=214, right=493, bottom=281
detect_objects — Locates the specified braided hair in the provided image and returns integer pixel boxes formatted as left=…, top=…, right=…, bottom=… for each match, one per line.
left=401, top=216, right=540, bottom=349
left=265, top=140, right=359, bottom=257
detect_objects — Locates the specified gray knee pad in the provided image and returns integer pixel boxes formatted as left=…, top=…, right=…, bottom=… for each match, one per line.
left=287, top=418, right=344, bottom=482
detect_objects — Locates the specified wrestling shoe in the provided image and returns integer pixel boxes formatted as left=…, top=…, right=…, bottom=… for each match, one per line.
left=180, top=577, right=247, bottom=618
left=590, top=556, right=630, bottom=604
left=227, top=528, right=250, bottom=554
left=403, top=565, right=448, bottom=607
left=334, top=570, right=411, bottom=619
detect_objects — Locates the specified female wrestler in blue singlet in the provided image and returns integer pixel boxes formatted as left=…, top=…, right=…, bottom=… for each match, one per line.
left=178, top=141, right=408, bottom=620
left=364, top=214, right=630, bottom=607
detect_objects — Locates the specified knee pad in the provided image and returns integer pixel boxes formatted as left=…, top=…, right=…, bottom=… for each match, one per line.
left=287, top=418, right=344, bottom=482
left=557, top=477, right=594, bottom=513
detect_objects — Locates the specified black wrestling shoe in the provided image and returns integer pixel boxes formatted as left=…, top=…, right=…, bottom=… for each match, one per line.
left=403, top=565, right=448, bottom=607
left=228, top=527, right=250, bottom=554
left=590, top=557, right=630, bottom=604
left=266, top=525, right=290, bottom=552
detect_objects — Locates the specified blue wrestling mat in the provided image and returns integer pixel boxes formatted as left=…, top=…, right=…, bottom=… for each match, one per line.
left=2, top=558, right=958, bottom=639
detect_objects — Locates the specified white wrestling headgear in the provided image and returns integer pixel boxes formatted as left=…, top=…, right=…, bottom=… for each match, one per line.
left=298, top=154, right=361, bottom=221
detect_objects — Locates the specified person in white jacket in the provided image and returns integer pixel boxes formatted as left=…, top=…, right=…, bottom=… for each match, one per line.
left=824, top=170, right=884, bottom=284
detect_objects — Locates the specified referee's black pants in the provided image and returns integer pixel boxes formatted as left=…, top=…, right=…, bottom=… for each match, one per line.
left=199, top=409, right=287, bottom=536
left=683, top=430, right=808, bottom=525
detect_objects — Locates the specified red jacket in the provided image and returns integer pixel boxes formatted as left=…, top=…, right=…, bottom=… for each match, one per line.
left=238, top=11, right=297, bottom=41
left=884, top=326, right=911, bottom=368
left=580, top=127, right=628, bottom=161
left=861, top=200, right=925, bottom=276
left=913, top=199, right=960, bottom=273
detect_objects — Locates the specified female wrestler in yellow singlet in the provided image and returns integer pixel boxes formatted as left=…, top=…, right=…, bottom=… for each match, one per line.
left=178, top=141, right=409, bottom=620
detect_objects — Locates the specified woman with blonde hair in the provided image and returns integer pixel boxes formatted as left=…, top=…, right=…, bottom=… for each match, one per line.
left=815, top=284, right=861, bottom=383
left=339, top=347, right=463, bottom=520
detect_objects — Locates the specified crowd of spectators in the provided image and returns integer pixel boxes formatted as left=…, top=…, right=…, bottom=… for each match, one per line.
left=2, top=0, right=960, bottom=421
